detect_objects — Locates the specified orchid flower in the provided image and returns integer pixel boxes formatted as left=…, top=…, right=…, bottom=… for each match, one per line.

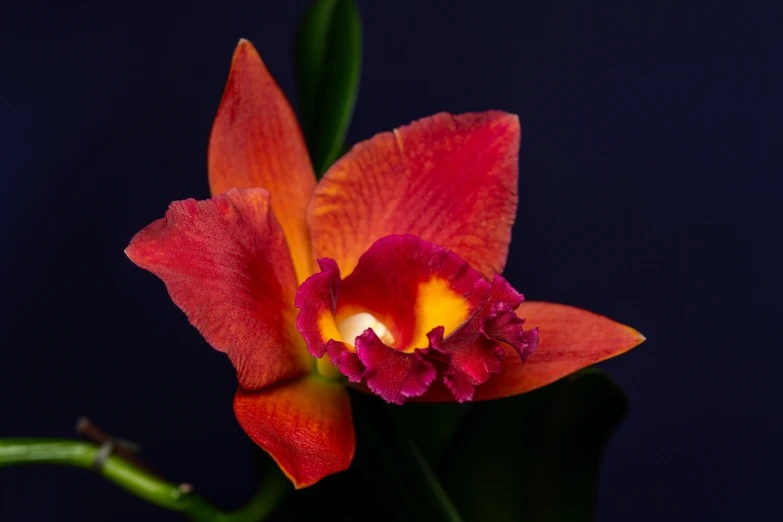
left=125, top=40, right=644, bottom=489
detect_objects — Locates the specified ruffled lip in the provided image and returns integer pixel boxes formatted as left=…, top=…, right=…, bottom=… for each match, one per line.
left=295, top=234, right=539, bottom=404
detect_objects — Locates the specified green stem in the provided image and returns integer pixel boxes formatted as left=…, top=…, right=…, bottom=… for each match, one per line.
left=0, top=439, right=289, bottom=522
left=401, top=434, right=464, bottom=522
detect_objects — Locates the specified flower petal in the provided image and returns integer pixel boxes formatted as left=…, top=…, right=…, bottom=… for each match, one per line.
left=295, top=235, right=537, bottom=404
left=326, top=340, right=364, bottom=382
left=433, top=275, right=539, bottom=402
left=416, top=302, right=644, bottom=402
left=208, top=39, right=316, bottom=283
left=296, top=235, right=489, bottom=360
left=337, top=234, right=489, bottom=351
left=294, top=258, right=342, bottom=358
left=125, top=188, right=310, bottom=390
left=234, top=376, right=355, bottom=489
left=355, top=328, right=437, bottom=405
left=309, top=111, right=520, bottom=279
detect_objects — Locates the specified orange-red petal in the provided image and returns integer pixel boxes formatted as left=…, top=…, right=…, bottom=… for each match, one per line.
left=125, top=188, right=310, bottom=390
left=308, top=111, right=520, bottom=279
left=208, top=39, right=316, bottom=283
left=234, top=376, right=355, bottom=489
left=416, top=301, right=644, bottom=402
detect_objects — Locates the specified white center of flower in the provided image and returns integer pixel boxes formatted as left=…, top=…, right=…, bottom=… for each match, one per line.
left=337, top=312, right=396, bottom=347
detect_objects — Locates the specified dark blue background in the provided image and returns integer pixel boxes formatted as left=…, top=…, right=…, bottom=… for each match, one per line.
left=1, top=1, right=778, bottom=520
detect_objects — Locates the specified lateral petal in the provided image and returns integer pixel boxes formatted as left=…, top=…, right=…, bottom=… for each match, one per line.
left=209, top=39, right=316, bottom=282
left=125, top=188, right=310, bottom=390
left=234, top=376, right=355, bottom=489
left=309, top=111, right=520, bottom=279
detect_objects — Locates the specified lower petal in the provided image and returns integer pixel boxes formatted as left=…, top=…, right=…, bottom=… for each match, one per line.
left=234, top=376, right=355, bottom=488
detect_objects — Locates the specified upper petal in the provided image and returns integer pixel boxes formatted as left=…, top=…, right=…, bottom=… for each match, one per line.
left=209, top=39, right=316, bottom=283
left=416, top=301, right=644, bottom=402
left=125, top=188, right=311, bottom=390
left=309, top=111, right=520, bottom=279
left=234, top=376, right=355, bottom=489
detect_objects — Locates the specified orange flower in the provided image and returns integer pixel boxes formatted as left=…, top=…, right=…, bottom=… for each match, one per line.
left=126, top=40, right=643, bottom=489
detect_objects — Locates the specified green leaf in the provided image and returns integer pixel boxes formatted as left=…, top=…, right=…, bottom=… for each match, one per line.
left=438, top=369, right=628, bottom=522
left=293, top=0, right=362, bottom=177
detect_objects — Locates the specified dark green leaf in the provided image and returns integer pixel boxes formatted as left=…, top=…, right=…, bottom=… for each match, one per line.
left=293, top=0, right=362, bottom=177
left=438, top=369, right=628, bottom=522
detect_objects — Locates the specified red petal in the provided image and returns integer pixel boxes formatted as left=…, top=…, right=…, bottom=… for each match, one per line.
left=432, top=275, right=538, bottom=402
left=208, top=39, right=316, bottom=283
left=417, top=301, right=644, bottom=402
left=326, top=340, right=364, bottom=382
left=295, top=235, right=537, bottom=404
left=234, top=376, right=355, bottom=489
left=337, top=235, right=488, bottom=351
left=309, top=111, right=520, bottom=280
left=483, top=301, right=539, bottom=363
left=355, top=328, right=437, bottom=405
left=480, top=275, right=539, bottom=363
left=125, top=189, right=310, bottom=390
left=294, top=258, right=343, bottom=358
